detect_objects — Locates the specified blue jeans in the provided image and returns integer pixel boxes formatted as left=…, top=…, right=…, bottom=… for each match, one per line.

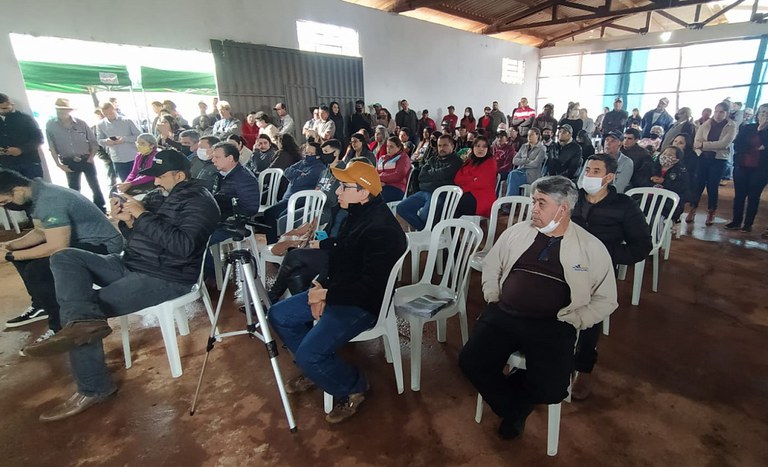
left=381, top=185, right=405, bottom=203
left=692, top=157, right=726, bottom=211
left=49, top=249, right=192, bottom=396
left=268, top=291, right=376, bottom=398
left=204, top=227, right=234, bottom=280
left=505, top=169, right=528, bottom=197
left=396, top=191, right=432, bottom=231
left=11, top=163, right=44, bottom=180
left=113, top=161, right=134, bottom=182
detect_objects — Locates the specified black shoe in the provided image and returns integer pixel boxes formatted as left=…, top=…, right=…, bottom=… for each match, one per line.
left=498, top=405, right=534, bottom=440
left=740, top=225, right=752, bottom=233
left=5, top=307, right=48, bottom=328
left=724, top=222, right=740, bottom=230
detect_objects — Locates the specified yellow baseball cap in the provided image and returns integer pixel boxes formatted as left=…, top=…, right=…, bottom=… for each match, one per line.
left=331, top=161, right=383, bottom=196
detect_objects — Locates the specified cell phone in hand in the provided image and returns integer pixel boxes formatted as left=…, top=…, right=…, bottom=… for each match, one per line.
left=109, top=136, right=118, bottom=141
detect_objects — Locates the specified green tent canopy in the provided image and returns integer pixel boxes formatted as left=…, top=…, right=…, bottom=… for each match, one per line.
left=140, top=66, right=216, bottom=94
left=18, top=61, right=132, bottom=93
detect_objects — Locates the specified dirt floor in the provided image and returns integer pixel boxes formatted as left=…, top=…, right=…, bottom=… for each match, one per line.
left=1, top=185, right=767, bottom=466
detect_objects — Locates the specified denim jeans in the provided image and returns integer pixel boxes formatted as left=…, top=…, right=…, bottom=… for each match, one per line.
left=505, top=169, right=528, bottom=197
left=396, top=191, right=432, bottom=231
left=113, top=161, right=134, bottom=182
left=63, top=158, right=106, bottom=210
left=732, top=166, right=768, bottom=227
left=49, top=248, right=192, bottom=396
left=268, top=291, right=376, bottom=398
left=380, top=185, right=405, bottom=203
left=691, top=157, right=726, bottom=211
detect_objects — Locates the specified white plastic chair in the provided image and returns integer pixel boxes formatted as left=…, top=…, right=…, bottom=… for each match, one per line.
left=474, top=348, right=576, bottom=457
left=323, top=240, right=410, bottom=413
left=618, top=188, right=680, bottom=306
left=394, top=219, right=483, bottom=391
left=520, top=183, right=532, bottom=197
left=258, top=168, right=284, bottom=213
left=469, top=196, right=533, bottom=273
left=405, top=185, right=463, bottom=282
left=1, top=207, right=23, bottom=234
left=258, top=190, right=327, bottom=285
left=211, top=225, right=261, bottom=290
left=119, top=250, right=216, bottom=378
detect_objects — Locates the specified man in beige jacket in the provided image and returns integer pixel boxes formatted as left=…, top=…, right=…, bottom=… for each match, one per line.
left=459, top=175, right=618, bottom=440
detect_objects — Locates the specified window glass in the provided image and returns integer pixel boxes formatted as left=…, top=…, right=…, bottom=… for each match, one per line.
left=296, top=20, right=360, bottom=57
left=681, top=39, right=760, bottom=67
left=540, top=55, right=580, bottom=77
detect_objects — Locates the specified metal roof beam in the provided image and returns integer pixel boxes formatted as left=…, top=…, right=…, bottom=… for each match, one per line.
left=388, top=0, right=451, bottom=13
left=540, top=16, right=627, bottom=47
left=482, top=1, right=558, bottom=35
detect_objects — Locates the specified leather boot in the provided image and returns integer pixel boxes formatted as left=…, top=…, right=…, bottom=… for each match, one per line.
left=685, top=208, right=696, bottom=224
left=705, top=210, right=716, bottom=226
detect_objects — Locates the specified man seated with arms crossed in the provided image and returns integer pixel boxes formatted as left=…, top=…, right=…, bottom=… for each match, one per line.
left=0, top=169, right=123, bottom=350
left=268, top=161, right=407, bottom=424
left=569, top=154, right=651, bottom=399
left=459, top=175, right=618, bottom=440
left=23, top=150, right=220, bottom=421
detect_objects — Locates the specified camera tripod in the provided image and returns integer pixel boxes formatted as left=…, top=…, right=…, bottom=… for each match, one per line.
left=189, top=237, right=297, bottom=433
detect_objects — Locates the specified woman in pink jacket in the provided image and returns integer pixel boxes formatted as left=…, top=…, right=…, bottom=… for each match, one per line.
left=115, top=133, right=158, bottom=194
left=454, top=135, right=498, bottom=218
left=377, top=136, right=412, bottom=203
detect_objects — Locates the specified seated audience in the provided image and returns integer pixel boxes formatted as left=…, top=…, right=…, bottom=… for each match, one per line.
left=453, top=136, right=498, bottom=218
left=23, top=150, right=219, bottom=421
left=492, top=131, right=516, bottom=183
left=377, top=136, right=412, bottom=203
left=343, top=133, right=376, bottom=166
left=576, top=129, right=595, bottom=160
left=242, top=111, right=260, bottom=149
left=179, top=129, right=200, bottom=160
left=211, top=101, right=241, bottom=139
left=256, top=112, right=280, bottom=144
left=558, top=102, right=583, bottom=136
left=459, top=175, right=617, bottom=440
left=370, top=125, right=389, bottom=160
left=638, top=125, right=664, bottom=155
left=549, top=124, right=583, bottom=181
left=505, top=128, right=546, bottom=197
left=578, top=130, right=634, bottom=194
left=650, top=146, right=690, bottom=224
left=156, top=115, right=182, bottom=152
left=227, top=134, right=253, bottom=166
left=191, top=136, right=220, bottom=191
left=247, top=134, right=278, bottom=175
left=622, top=128, right=653, bottom=189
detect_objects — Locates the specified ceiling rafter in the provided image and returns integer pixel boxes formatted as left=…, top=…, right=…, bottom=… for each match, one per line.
left=540, top=15, right=628, bottom=47
left=388, top=0, right=453, bottom=14
left=481, top=1, right=558, bottom=35
left=429, top=4, right=494, bottom=24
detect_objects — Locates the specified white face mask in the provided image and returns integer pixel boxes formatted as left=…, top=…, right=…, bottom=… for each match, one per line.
left=581, top=175, right=606, bottom=195
left=196, top=148, right=209, bottom=161
left=536, top=206, right=564, bottom=235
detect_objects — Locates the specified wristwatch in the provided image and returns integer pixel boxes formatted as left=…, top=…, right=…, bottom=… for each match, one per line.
left=4, top=251, right=14, bottom=262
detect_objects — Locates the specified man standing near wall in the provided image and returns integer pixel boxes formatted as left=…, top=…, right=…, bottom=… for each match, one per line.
left=46, top=98, right=105, bottom=211
left=0, top=93, right=45, bottom=180
left=602, top=98, right=628, bottom=137
left=490, top=101, right=506, bottom=139
left=395, top=99, right=418, bottom=142
left=274, top=102, right=295, bottom=137
left=640, top=98, right=673, bottom=138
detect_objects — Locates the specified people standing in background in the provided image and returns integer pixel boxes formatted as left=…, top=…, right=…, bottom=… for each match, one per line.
left=348, top=100, right=373, bottom=137
left=580, top=108, right=596, bottom=136
left=461, top=107, right=476, bottom=133
left=0, top=93, right=44, bottom=180
left=395, top=99, right=419, bottom=142
left=559, top=102, right=584, bottom=136
left=329, top=101, right=345, bottom=143
left=150, top=101, right=163, bottom=135
left=602, top=98, right=629, bottom=136
left=162, top=100, right=188, bottom=128
left=511, top=98, right=536, bottom=139
left=208, top=97, right=221, bottom=124
left=627, top=108, right=642, bottom=129
left=417, top=110, right=436, bottom=137
left=443, top=106, right=459, bottom=134
left=92, top=109, right=116, bottom=187
left=594, top=106, right=609, bottom=137
left=662, top=107, right=695, bottom=150
left=303, top=107, right=320, bottom=142
left=192, top=101, right=213, bottom=133
left=694, top=108, right=712, bottom=129
left=211, top=101, right=241, bottom=139
left=489, top=101, right=506, bottom=139
left=96, top=101, right=141, bottom=182
left=46, top=98, right=104, bottom=211
left=640, top=98, right=673, bottom=138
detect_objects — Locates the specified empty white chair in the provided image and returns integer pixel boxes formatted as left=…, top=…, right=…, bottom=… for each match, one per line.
left=618, top=187, right=680, bottom=306
left=394, top=219, right=483, bottom=391
left=259, top=190, right=326, bottom=285
left=323, top=241, right=410, bottom=413
left=475, top=350, right=574, bottom=457
left=119, top=250, right=216, bottom=378
left=469, top=196, right=533, bottom=272
left=405, top=185, right=463, bottom=282
left=258, top=168, right=284, bottom=213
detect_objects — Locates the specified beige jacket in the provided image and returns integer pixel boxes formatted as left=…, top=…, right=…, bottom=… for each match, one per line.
left=481, top=220, right=618, bottom=330
left=694, top=118, right=738, bottom=160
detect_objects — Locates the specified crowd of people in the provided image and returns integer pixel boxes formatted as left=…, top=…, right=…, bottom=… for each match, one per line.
left=0, top=89, right=766, bottom=440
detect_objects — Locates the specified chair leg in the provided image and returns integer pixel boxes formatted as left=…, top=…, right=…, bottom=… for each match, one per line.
left=409, top=317, right=424, bottom=391
left=324, top=392, right=333, bottom=414
left=385, top=316, right=405, bottom=394
left=602, top=316, right=610, bottom=336
left=174, top=307, right=190, bottom=336
left=547, top=403, right=562, bottom=456
left=631, top=260, right=646, bottom=306
left=436, top=318, right=447, bottom=343
left=157, top=307, right=183, bottom=378
left=652, top=252, right=659, bottom=292
left=458, top=308, right=469, bottom=345
left=475, top=394, right=484, bottom=423
left=664, top=228, right=672, bottom=260
left=383, top=335, right=393, bottom=363
left=617, top=264, right=627, bottom=281
left=120, top=316, right=132, bottom=369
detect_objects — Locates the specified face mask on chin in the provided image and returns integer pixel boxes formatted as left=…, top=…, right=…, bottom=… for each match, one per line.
left=581, top=175, right=606, bottom=195
left=536, top=206, right=564, bottom=235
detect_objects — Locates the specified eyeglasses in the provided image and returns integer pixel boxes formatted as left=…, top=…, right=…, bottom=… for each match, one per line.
left=341, top=184, right=361, bottom=191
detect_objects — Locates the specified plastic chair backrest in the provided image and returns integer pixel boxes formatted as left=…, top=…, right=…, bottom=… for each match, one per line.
left=483, top=196, right=533, bottom=254
left=258, top=168, right=284, bottom=208
left=422, top=185, right=463, bottom=232
left=373, top=237, right=410, bottom=327
left=402, top=165, right=413, bottom=200
left=625, top=187, right=679, bottom=249
left=421, top=219, right=483, bottom=295
left=285, top=190, right=327, bottom=232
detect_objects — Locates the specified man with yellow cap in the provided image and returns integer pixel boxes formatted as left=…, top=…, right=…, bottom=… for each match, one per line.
left=268, top=161, right=407, bottom=424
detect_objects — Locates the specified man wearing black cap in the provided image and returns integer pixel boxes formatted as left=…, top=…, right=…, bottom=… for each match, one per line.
left=24, top=150, right=220, bottom=422
left=602, top=98, right=629, bottom=137
left=548, top=124, right=583, bottom=181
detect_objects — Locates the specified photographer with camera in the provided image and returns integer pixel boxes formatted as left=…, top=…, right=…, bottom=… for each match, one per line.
left=23, top=150, right=219, bottom=421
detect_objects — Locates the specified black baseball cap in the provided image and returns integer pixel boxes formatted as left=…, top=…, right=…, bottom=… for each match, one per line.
left=604, top=130, right=624, bottom=141
left=139, top=149, right=191, bottom=176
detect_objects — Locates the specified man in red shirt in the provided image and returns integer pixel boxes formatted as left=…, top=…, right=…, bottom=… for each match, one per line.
left=443, top=106, right=459, bottom=133
left=510, top=97, right=536, bottom=137
left=478, top=106, right=493, bottom=138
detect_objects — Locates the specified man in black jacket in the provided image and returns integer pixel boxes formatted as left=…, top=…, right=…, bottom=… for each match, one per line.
left=24, top=150, right=220, bottom=421
left=622, top=128, right=653, bottom=189
left=549, top=124, right=582, bottom=180
left=570, top=154, right=652, bottom=400
left=602, top=98, right=629, bottom=136
left=0, top=93, right=45, bottom=179
left=396, top=134, right=462, bottom=230
left=269, top=161, right=407, bottom=424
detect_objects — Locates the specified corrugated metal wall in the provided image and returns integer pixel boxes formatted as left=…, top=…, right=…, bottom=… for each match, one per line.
left=210, top=40, right=365, bottom=140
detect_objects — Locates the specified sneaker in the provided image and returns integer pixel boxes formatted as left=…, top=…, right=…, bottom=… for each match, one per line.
left=325, top=392, right=366, bottom=424
left=5, top=307, right=48, bottom=328
left=285, top=375, right=315, bottom=394
left=19, top=329, right=56, bottom=357
left=724, top=222, right=740, bottom=230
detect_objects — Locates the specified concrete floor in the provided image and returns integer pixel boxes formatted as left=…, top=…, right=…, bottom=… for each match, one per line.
left=1, top=186, right=767, bottom=466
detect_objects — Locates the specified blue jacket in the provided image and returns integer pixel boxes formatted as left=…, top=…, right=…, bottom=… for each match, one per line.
left=212, top=163, right=261, bottom=219
left=641, top=109, right=674, bottom=138
left=282, top=155, right=325, bottom=200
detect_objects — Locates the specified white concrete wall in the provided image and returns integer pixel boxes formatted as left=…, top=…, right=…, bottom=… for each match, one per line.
left=2, top=0, right=539, bottom=120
